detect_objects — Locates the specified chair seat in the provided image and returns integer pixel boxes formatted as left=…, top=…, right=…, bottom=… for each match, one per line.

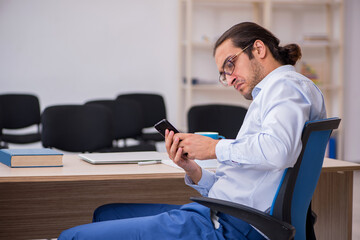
left=191, top=196, right=295, bottom=240
left=1, top=133, right=41, bottom=144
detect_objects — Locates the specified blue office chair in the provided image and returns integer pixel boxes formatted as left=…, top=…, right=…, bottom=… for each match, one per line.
left=191, top=117, right=341, bottom=240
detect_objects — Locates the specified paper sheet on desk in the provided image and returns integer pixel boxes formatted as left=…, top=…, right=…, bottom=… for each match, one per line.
left=161, top=159, right=219, bottom=169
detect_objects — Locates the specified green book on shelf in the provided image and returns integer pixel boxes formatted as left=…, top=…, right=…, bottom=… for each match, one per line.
left=0, top=148, right=63, bottom=168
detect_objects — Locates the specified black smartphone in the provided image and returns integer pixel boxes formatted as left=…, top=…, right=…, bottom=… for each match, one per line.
left=154, top=119, right=179, bottom=138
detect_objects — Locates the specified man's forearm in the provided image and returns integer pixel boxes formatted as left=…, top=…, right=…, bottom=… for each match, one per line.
left=185, top=164, right=202, bottom=185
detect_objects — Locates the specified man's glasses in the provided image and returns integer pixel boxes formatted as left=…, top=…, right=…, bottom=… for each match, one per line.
left=218, top=44, right=252, bottom=86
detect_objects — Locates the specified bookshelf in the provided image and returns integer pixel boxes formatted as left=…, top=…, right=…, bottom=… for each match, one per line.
left=177, top=0, right=344, bottom=157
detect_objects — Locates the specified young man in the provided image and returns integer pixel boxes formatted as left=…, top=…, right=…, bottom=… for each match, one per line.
left=59, top=22, right=326, bottom=240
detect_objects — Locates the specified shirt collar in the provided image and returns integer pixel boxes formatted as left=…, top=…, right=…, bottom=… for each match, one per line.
left=251, top=65, right=296, bottom=99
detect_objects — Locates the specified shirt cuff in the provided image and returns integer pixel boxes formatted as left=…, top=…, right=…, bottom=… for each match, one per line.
left=184, top=168, right=216, bottom=196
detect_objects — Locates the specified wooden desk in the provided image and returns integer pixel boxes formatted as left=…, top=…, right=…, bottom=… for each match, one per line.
left=312, top=158, right=360, bottom=240
left=0, top=156, right=359, bottom=240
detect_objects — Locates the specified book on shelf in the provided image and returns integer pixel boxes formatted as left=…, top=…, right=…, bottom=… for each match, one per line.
left=0, top=148, right=63, bottom=168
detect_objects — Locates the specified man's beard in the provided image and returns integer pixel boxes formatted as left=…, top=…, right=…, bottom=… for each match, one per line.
left=243, top=59, right=265, bottom=100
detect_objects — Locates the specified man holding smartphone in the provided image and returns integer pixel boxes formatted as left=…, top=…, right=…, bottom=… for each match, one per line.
left=59, top=22, right=326, bottom=240
left=163, top=22, right=326, bottom=239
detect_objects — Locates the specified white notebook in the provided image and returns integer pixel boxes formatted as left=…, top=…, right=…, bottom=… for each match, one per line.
left=79, top=151, right=169, bottom=164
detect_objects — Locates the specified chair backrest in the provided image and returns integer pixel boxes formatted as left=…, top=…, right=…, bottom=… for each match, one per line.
left=270, top=118, right=341, bottom=240
left=187, top=104, right=247, bottom=139
left=0, top=105, right=3, bottom=140
left=41, top=105, right=114, bottom=152
left=116, top=93, right=166, bottom=128
left=85, top=99, right=143, bottom=140
left=0, top=94, right=41, bottom=129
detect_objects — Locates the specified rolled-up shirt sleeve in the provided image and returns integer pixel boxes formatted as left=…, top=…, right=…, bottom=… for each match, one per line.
left=185, top=168, right=217, bottom=196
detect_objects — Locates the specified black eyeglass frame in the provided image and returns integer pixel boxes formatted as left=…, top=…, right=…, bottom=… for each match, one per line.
left=218, top=43, right=253, bottom=86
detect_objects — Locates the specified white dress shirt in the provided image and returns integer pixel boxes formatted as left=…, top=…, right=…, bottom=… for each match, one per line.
left=185, top=65, right=327, bottom=212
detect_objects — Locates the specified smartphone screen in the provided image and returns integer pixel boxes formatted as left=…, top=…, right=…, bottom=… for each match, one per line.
left=154, top=119, right=179, bottom=138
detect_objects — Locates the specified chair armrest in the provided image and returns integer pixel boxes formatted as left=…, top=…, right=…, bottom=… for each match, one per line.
left=190, top=196, right=295, bottom=240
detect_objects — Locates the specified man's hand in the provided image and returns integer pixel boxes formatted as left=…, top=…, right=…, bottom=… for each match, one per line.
left=165, top=130, right=196, bottom=169
left=175, top=133, right=219, bottom=160
left=165, top=129, right=219, bottom=184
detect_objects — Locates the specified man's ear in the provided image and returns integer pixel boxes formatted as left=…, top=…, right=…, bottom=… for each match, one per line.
left=253, top=40, right=266, bottom=59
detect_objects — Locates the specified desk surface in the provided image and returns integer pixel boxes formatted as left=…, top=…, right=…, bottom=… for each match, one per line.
left=0, top=154, right=359, bottom=183
left=0, top=154, right=185, bottom=182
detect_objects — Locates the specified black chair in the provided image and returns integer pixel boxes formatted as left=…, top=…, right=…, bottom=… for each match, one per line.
left=191, top=118, right=341, bottom=240
left=85, top=99, right=156, bottom=152
left=0, top=106, right=7, bottom=149
left=116, top=93, right=166, bottom=142
left=187, top=104, right=247, bottom=139
left=0, top=93, right=41, bottom=145
left=41, top=104, right=114, bottom=153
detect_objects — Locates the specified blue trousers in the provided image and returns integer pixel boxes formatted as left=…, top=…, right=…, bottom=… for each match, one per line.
left=58, top=202, right=265, bottom=240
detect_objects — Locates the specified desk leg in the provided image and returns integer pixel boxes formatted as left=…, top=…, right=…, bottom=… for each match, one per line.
left=312, top=171, right=353, bottom=240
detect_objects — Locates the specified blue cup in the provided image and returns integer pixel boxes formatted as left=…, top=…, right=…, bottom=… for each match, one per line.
left=195, top=132, right=225, bottom=140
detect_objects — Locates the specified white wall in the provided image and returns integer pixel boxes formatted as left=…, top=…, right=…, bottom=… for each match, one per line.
left=0, top=0, right=179, bottom=123
left=1, top=0, right=360, bottom=162
left=344, top=0, right=360, bottom=163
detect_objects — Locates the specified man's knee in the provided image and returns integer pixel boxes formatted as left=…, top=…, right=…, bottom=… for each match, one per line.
left=59, top=223, right=110, bottom=240
left=93, top=203, right=119, bottom=222
left=58, top=224, right=89, bottom=240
